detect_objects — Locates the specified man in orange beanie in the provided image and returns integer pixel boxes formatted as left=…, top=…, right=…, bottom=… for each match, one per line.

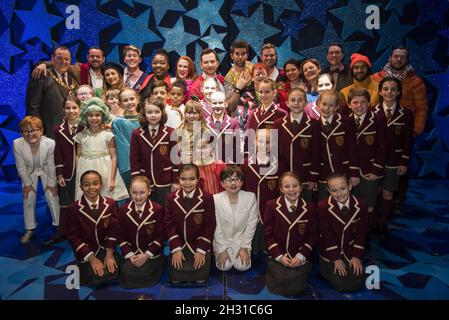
left=340, top=53, right=379, bottom=107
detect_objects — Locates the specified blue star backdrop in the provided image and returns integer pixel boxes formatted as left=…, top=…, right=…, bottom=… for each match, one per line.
left=0, top=0, right=448, bottom=179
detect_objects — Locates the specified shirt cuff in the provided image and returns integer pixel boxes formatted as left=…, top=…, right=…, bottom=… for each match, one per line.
left=145, top=250, right=154, bottom=258
left=275, top=255, right=283, bottom=262
left=172, top=247, right=182, bottom=253
left=196, top=248, right=206, bottom=255
left=84, top=251, right=94, bottom=261
left=124, top=252, right=134, bottom=260
left=296, top=252, right=307, bottom=263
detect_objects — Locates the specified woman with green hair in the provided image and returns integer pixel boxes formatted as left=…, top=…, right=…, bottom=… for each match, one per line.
left=74, top=97, right=129, bottom=201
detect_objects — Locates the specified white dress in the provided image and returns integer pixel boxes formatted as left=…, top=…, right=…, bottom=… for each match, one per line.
left=74, top=129, right=129, bottom=201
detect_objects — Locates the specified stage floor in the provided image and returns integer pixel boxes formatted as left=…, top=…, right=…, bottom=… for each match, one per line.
left=1, top=179, right=448, bottom=300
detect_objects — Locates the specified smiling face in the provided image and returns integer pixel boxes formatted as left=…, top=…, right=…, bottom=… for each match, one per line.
left=120, top=90, right=139, bottom=114
left=124, top=49, right=141, bottom=70
left=349, top=95, right=369, bottom=117
left=201, top=78, right=218, bottom=102
left=258, top=82, right=275, bottom=107
left=21, top=125, right=43, bottom=145
left=152, top=86, right=168, bottom=105
left=179, top=168, right=199, bottom=194
left=220, top=173, right=243, bottom=195
left=170, top=86, right=184, bottom=108
left=81, top=172, right=102, bottom=202
left=87, top=111, right=103, bottom=129
left=327, top=45, right=343, bottom=67
left=285, top=63, right=300, bottom=82
left=87, top=49, right=104, bottom=69
left=76, top=86, right=94, bottom=102
left=231, top=47, right=248, bottom=68
left=152, top=54, right=169, bottom=78
left=302, top=61, right=320, bottom=82
left=176, top=58, right=190, bottom=80
left=280, top=175, right=301, bottom=203
left=318, top=94, right=338, bottom=120
left=185, top=108, right=200, bottom=126
left=380, top=80, right=400, bottom=105
left=51, top=48, right=71, bottom=74
left=104, top=69, right=120, bottom=87
left=287, top=90, right=307, bottom=115
left=210, top=91, right=226, bottom=118
left=328, top=176, right=351, bottom=204
left=200, top=52, right=219, bottom=76
left=352, top=61, right=369, bottom=81
left=317, top=74, right=333, bottom=93
left=130, top=180, right=150, bottom=206
left=64, top=100, right=80, bottom=122
left=144, top=104, right=162, bottom=126
left=389, top=48, right=408, bottom=71
left=261, top=48, right=277, bottom=69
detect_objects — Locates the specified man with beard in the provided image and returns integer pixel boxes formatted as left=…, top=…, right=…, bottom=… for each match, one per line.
left=224, top=40, right=253, bottom=114
left=373, top=46, right=428, bottom=137
left=340, top=53, right=379, bottom=107
left=322, top=43, right=353, bottom=91
left=26, top=46, right=77, bottom=139
left=32, top=47, right=105, bottom=91
left=260, top=43, right=285, bottom=82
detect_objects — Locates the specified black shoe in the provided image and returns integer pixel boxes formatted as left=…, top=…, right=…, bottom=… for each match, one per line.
left=43, top=233, right=65, bottom=246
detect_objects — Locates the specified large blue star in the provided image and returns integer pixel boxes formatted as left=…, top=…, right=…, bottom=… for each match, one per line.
left=106, top=46, right=120, bottom=64
left=280, top=14, right=305, bottom=41
left=0, top=0, right=16, bottom=23
left=417, top=140, right=449, bottom=177
left=385, top=0, right=415, bottom=16
left=432, top=114, right=449, bottom=150
left=329, top=0, right=381, bottom=40
left=159, top=17, right=199, bottom=56
left=425, top=67, right=449, bottom=114
left=0, top=29, right=23, bottom=72
left=372, top=47, right=390, bottom=73
left=231, top=0, right=257, bottom=17
left=111, top=8, right=161, bottom=48
left=299, top=22, right=364, bottom=66
left=232, top=4, right=280, bottom=55
left=15, top=0, right=64, bottom=47
left=135, top=0, right=186, bottom=25
left=18, top=41, right=49, bottom=65
left=376, top=12, right=414, bottom=52
left=299, top=0, right=339, bottom=26
left=259, top=0, right=301, bottom=21
left=438, top=27, right=449, bottom=55
left=201, top=26, right=226, bottom=51
left=385, top=277, right=449, bottom=299
left=185, top=0, right=226, bottom=36
left=416, top=0, right=449, bottom=25
left=55, top=0, right=118, bottom=48
left=276, top=37, right=304, bottom=68
left=0, top=64, right=30, bottom=119
left=405, top=38, right=442, bottom=75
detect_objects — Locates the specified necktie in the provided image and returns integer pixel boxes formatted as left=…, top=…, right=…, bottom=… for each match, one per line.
left=290, top=205, right=297, bottom=220
left=184, top=196, right=191, bottom=208
left=341, top=205, right=350, bottom=220
left=355, top=117, right=360, bottom=128
left=91, top=203, right=99, bottom=219
left=62, top=73, right=69, bottom=86
left=323, top=120, right=332, bottom=134
left=260, top=107, right=265, bottom=116
left=386, top=108, right=392, bottom=123
left=215, top=121, right=222, bottom=130
left=292, top=120, right=300, bottom=132
left=71, top=125, right=77, bottom=135
left=151, top=128, right=157, bottom=139
left=137, top=209, right=143, bottom=219
left=125, top=74, right=132, bottom=87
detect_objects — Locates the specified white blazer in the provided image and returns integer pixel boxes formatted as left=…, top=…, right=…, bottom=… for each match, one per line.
left=13, top=136, right=57, bottom=187
left=213, top=190, right=259, bottom=255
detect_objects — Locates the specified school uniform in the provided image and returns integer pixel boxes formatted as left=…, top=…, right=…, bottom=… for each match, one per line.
left=349, top=110, right=387, bottom=207
left=275, top=113, right=321, bottom=201
left=213, top=190, right=259, bottom=271
left=65, top=195, right=119, bottom=286
left=263, top=196, right=318, bottom=296
left=318, top=195, right=369, bottom=291
left=246, top=102, right=288, bottom=132
left=318, top=113, right=359, bottom=200
left=201, top=100, right=213, bottom=119
left=115, top=200, right=165, bottom=288
left=241, top=156, right=280, bottom=254
left=130, top=124, right=179, bottom=205
left=165, top=188, right=216, bottom=282
left=206, top=114, right=241, bottom=164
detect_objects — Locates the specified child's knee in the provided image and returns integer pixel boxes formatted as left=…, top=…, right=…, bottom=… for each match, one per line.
left=216, top=260, right=233, bottom=271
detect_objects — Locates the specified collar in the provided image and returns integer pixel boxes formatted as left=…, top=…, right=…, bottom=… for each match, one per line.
left=135, top=201, right=146, bottom=215
left=321, top=114, right=334, bottom=125
left=85, top=196, right=99, bottom=209
left=284, top=196, right=299, bottom=212
left=257, top=153, right=271, bottom=166
left=212, top=113, right=224, bottom=123
left=124, top=67, right=143, bottom=77
left=148, top=124, right=160, bottom=132
left=183, top=190, right=196, bottom=199
left=269, top=68, right=280, bottom=81
left=54, top=69, right=66, bottom=80
left=355, top=112, right=367, bottom=124
left=290, top=112, right=303, bottom=124
left=337, top=198, right=350, bottom=210
left=382, top=102, right=397, bottom=115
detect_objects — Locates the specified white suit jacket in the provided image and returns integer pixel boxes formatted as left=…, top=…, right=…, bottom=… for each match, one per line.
left=13, top=136, right=57, bottom=187
left=213, top=190, right=259, bottom=254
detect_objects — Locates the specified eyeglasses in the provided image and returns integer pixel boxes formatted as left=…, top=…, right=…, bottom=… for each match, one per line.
left=22, top=129, right=41, bottom=135
left=225, top=177, right=242, bottom=183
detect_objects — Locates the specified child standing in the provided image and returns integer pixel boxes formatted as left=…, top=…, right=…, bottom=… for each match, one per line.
left=74, top=97, right=128, bottom=201
left=13, top=116, right=60, bottom=244
left=65, top=170, right=119, bottom=286
left=130, top=96, right=179, bottom=206
left=264, top=172, right=317, bottom=296
left=104, top=89, right=123, bottom=117
left=114, top=176, right=165, bottom=288
left=374, top=77, right=413, bottom=234
left=166, top=80, right=186, bottom=129
left=53, top=97, right=83, bottom=240
left=164, top=164, right=216, bottom=283
left=112, top=88, right=141, bottom=188
left=275, top=88, right=321, bottom=202
left=318, top=172, right=369, bottom=292
left=213, top=165, right=258, bottom=272
left=317, top=90, right=359, bottom=201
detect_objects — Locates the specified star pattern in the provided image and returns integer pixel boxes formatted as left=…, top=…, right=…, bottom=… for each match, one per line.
left=405, top=38, right=442, bottom=75
left=416, top=140, right=449, bottom=177
left=276, top=37, right=304, bottom=69
left=185, top=0, right=226, bottom=36
left=0, top=0, right=16, bottom=23
left=201, top=26, right=226, bottom=51
left=0, top=29, right=23, bottom=72
left=300, top=22, right=364, bottom=66
left=375, top=12, right=414, bottom=52
left=425, top=67, right=449, bottom=114
left=0, top=64, right=30, bottom=119
left=159, top=17, right=199, bottom=56
left=299, top=0, right=339, bottom=26
left=136, top=0, right=186, bottom=25
left=432, top=114, right=449, bottom=150
left=231, top=0, right=257, bottom=17
left=329, top=0, right=382, bottom=40
left=55, top=0, right=119, bottom=48
left=15, top=0, right=64, bottom=47
left=259, top=0, right=301, bottom=21
left=17, top=41, right=49, bottom=65
left=385, top=0, right=415, bottom=16
left=111, top=8, right=161, bottom=48
left=416, top=0, right=449, bottom=25
left=232, top=5, right=280, bottom=55
left=280, top=14, right=305, bottom=41
left=437, top=27, right=449, bottom=55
